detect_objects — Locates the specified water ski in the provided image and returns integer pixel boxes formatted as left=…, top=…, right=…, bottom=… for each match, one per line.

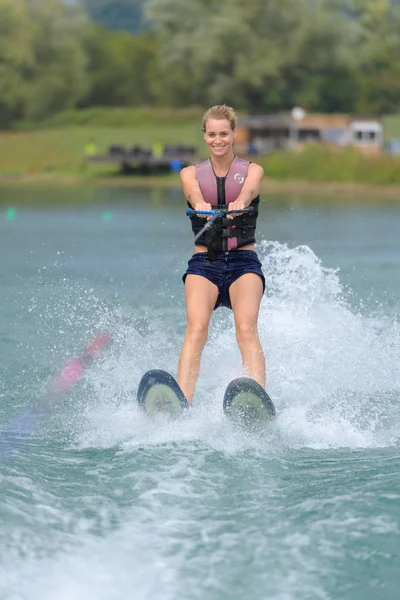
left=137, top=369, right=189, bottom=418
left=223, top=377, right=276, bottom=430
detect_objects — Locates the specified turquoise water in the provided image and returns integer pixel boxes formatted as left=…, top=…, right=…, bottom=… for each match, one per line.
left=1, top=187, right=400, bottom=599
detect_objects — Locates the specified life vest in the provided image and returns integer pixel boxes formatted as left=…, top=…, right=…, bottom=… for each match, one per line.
left=188, top=157, right=259, bottom=260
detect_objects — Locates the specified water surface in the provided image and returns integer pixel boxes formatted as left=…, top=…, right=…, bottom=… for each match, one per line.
left=1, top=186, right=399, bottom=600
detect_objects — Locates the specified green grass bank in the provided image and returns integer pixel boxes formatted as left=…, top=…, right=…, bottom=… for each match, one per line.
left=1, top=107, right=400, bottom=193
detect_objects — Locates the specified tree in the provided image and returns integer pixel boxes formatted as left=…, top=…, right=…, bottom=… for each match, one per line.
left=80, top=0, right=147, bottom=34
left=351, top=0, right=400, bottom=113
left=145, top=0, right=361, bottom=112
left=282, top=0, right=361, bottom=113
left=23, top=0, right=89, bottom=120
left=0, top=0, right=90, bottom=125
left=81, top=25, right=157, bottom=106
left=0, top=0, right=34, bottom=126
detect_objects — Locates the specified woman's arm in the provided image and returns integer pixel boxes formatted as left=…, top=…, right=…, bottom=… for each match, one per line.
left=180, top=166, right=211, bottom=212
left=227, top=163, right=264, bottom=215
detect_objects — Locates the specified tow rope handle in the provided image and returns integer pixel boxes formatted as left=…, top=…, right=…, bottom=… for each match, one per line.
left=186, top=207, right=254, bottom=218
left=187, top=207, right=254, bottom=245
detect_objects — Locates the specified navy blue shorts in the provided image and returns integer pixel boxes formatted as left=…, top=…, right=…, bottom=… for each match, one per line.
left=182, top=250, right=265, bottom=310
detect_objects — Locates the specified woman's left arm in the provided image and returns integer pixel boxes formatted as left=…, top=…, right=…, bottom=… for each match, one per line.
left=227, top=163, right=264, bottom=215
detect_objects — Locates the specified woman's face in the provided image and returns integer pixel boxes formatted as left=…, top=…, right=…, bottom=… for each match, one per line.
left=204, top=118, right=236, bottom=158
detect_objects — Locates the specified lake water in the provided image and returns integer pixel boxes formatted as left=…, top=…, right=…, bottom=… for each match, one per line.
left=1, top=186, right=399, bottom=600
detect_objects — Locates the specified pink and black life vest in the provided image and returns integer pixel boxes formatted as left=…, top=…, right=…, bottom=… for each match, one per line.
left=188, top=157, right=259, bottom=258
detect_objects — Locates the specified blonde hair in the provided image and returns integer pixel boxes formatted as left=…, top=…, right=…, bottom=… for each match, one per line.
left=202, top=105, right=237, bottom=133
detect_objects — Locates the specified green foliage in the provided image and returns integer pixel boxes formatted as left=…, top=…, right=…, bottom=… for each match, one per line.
left=0, top=0, right=34, bottom=126
left=80, top=0, right=147, bottom=34
left=0, top=127, right=400, bottom=185
left=146, top=0, right=313, bottom=111
left=345, top=0, right=400, bottom=114
left=0, top=119, right=202, bottom=176
left=0, top=0, right=400, bottom=128
left=23, top=0, right=89, bottom=120
left=384, top=114, right=400, bottom=139
left=146, top=0, right=400, bottom=115
left=0, top=0, right=89, bottom=126
left=259, top=145, right=400, bottom=185
left=80, top=26, right=157, bottom=107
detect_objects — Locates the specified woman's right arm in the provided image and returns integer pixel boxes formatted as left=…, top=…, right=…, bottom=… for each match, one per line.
left=180, top=166, right=212, bottom=212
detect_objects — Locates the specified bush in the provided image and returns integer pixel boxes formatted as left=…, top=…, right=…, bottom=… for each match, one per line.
left=259, top=145, right=400, bottom=185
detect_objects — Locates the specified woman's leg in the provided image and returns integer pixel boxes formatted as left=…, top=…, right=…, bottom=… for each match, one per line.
left=229, top=273, right=266, bottom=387
left=177, top=274, right=219, bottom=404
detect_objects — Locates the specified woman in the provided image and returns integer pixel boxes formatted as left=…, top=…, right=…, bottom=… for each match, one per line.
left=177, top=105, right=266, bottom=404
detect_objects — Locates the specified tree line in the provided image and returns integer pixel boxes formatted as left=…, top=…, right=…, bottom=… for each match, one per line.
left=80, top=0, right=147, bottom=34
left=0, top=0, right=399, bottom=128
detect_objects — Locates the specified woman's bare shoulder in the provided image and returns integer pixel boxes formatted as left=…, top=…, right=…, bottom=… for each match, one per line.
left=248, top=162, right=264, bottom=175
left=180, top=164, right=197, bottom=182
left=246, top=162, right=264, bottom=183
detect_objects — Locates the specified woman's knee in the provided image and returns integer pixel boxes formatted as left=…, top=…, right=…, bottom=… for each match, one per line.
left=235, top=320, right=258, bottom=346
left=185, top=320, right=209, bottom=345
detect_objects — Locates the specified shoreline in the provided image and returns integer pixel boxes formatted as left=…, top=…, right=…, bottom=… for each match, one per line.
left=0, top=172, right=400, bottom=199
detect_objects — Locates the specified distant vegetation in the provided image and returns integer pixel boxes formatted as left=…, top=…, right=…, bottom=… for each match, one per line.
left=0, top=0, right=400, bottom=129
left=1, top=108, right=400, bottom=186
left=1, top=1, right=399, bottom=187
left=0, top=110, right=202, bottom=177
left=79, top=0, right=400, bottom=36
left=80, top=0, right=147, bottom=34
left=259, top=146, right=400, bottom=186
